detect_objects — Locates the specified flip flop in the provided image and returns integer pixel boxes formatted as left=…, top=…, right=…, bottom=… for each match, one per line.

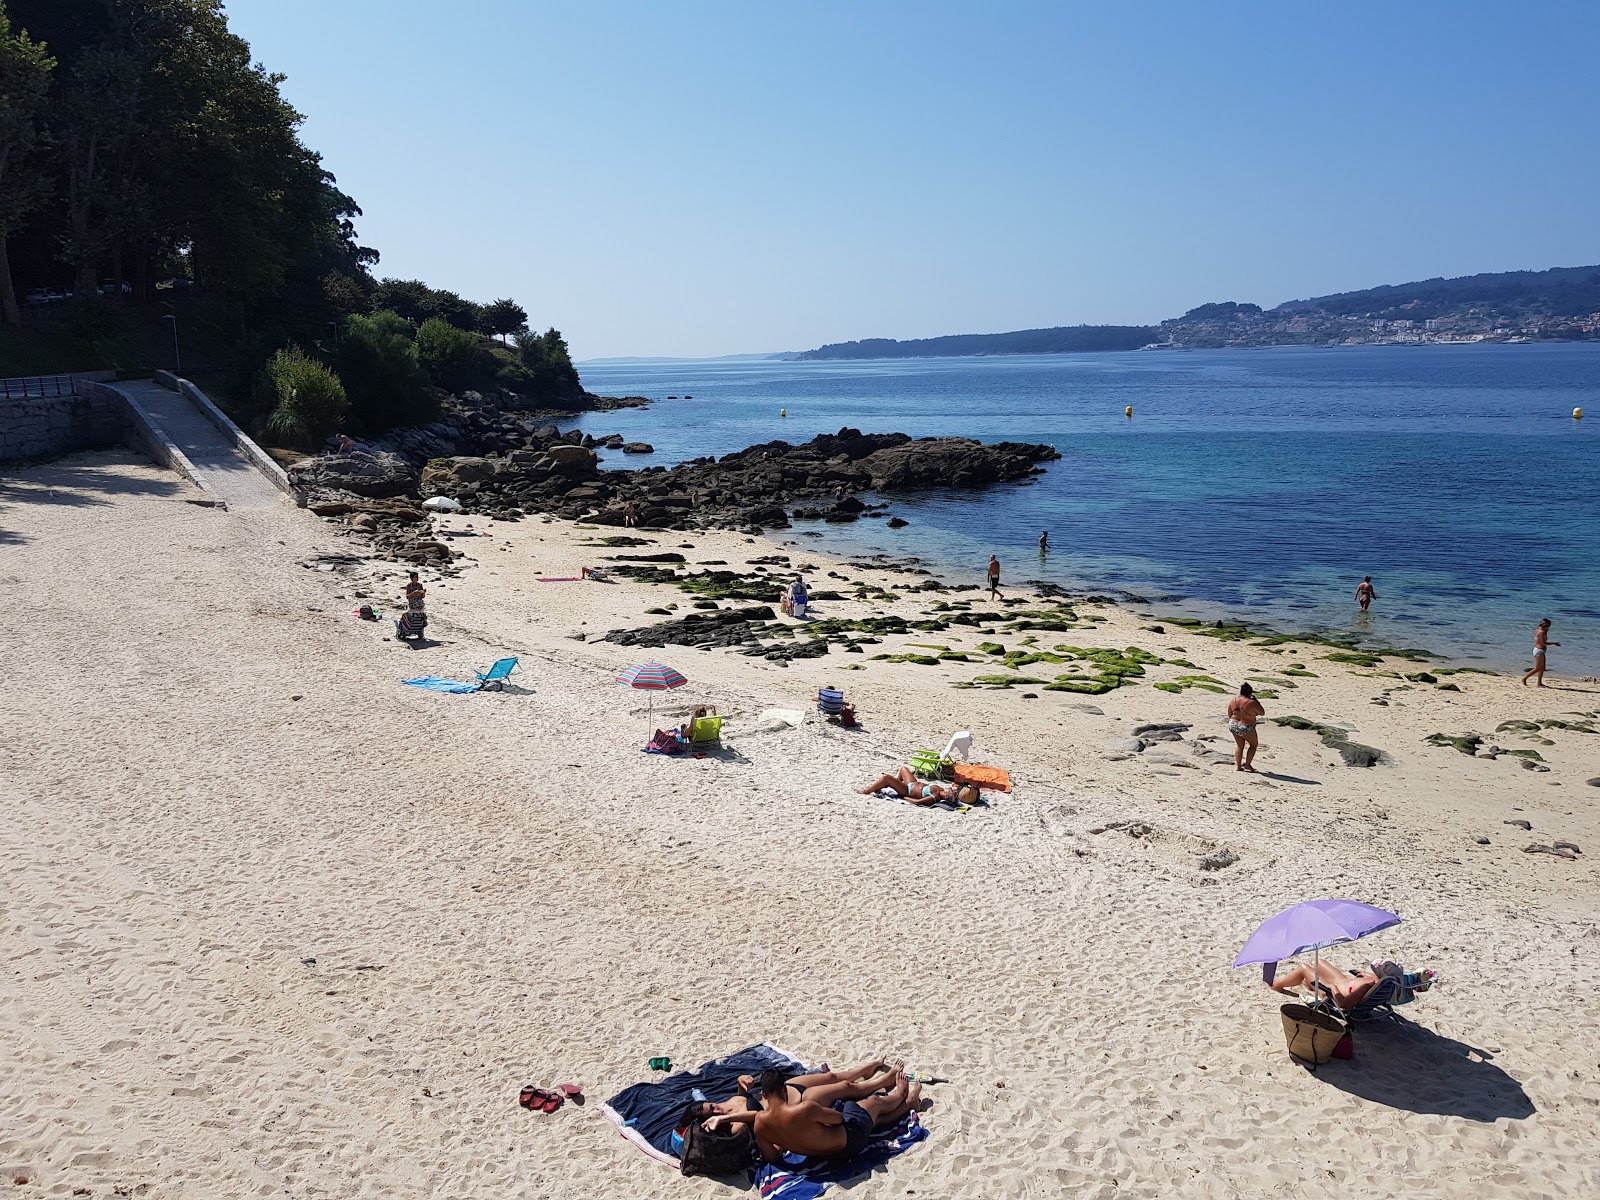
left=518, top=1086, right=563, bottom=1113
left=557, top=1083, right=583, bottom=1099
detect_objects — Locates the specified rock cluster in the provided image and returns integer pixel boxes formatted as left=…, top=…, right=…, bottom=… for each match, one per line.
left=292, top=424, right=1061, bottom=540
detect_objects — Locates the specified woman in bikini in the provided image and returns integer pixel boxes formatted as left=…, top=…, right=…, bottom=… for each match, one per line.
left=1521, top=618, right=1559, bottom=687
left=857, top=767, right=977, bottom=806
left=1227, top=682, right=1265, bottom=773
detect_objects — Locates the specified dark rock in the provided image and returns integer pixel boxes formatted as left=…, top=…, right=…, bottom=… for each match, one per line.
left=1504, top=819, right=1532, bottom=830
left=886, top=516, right=909, bottom=528
left=292, top=452, right=419, bottom=499
left=622, top=442, right=655, bottom=454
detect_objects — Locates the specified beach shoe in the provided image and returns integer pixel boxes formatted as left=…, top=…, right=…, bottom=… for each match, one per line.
left=518, top=1086, right=563, bottom=1113
left=557, top=1083, right=584, bottom=1104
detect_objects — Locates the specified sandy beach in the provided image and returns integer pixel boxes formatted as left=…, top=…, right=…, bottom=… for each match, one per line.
left=3, top=449, right=1598, bottom=1200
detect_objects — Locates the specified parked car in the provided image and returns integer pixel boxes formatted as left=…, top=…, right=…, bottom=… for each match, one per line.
left=22, top=289, right=67, bottom=305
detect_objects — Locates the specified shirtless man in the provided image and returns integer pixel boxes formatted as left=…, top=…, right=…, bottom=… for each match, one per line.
left=706, top=1064, right=919, bottom=1164
left=1521, top=618, right=1560, bottom=687
left=987, top=554, right=1002, bottom=599
left=1355, top=575, right=1376, bottom=612
left=685, top=1060, right=892, bottom=1124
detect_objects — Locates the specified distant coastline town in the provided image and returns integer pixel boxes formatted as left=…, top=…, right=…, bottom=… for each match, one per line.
left=794, top=264, right=1600, bottom=360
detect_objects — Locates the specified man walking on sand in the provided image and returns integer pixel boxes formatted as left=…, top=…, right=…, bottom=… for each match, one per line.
left=1356, top=576, right=1376, bottom=612
left=987, top=554, right=1002, bottom=599
left=1521, top=618, right=1560, bottom=687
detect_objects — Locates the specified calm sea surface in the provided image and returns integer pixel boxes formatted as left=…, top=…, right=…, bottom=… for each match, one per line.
left=570, top=345, right=1600, bottom=673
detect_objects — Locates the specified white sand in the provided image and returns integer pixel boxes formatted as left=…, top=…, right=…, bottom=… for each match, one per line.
left=2, top=450, right=1597, bottom=1199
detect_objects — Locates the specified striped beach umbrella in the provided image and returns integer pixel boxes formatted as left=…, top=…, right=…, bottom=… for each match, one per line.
left=616, top=662, right=688, bottom=733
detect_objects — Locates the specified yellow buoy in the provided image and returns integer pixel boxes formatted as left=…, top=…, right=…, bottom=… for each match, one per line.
left=1124, top=406, right=1133, bottom=418
left=780, top=408, right=787, bottom=417
left=1575, top=407, right=1584, bottom=419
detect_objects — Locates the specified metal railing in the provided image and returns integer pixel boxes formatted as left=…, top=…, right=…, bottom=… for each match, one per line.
left=0, top=375, right=80, bottom=400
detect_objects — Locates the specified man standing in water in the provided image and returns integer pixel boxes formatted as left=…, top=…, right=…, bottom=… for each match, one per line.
left=987, top=554, right=1002, bottom=599
left=1356, top=576, right=1377, bottom=611
left=1521, top=619, right=1560, bottom=687
left=1039, top=530, right=1049, bottom=554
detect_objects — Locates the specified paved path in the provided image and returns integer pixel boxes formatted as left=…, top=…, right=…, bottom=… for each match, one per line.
left=117, top=380, right=285, bottom=510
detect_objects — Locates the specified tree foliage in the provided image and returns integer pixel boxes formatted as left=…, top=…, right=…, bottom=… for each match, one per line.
left=260, top=345, right=347, bottom=447
left=415, top=316, right=482, bottom=393
left=0, top=7, right=55, bottom=325
left=337, top=311, right=435, bottom=432
left=481, top=297, right=528, bottom=342
left=2, top=0, right=575, bottom=432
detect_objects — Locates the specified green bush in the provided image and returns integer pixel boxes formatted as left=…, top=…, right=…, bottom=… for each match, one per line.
left=258, top=347, right=348, bottom=448
left=416, top=317, right=483, bottom=392
left=336, top=310, right=435, bottom=432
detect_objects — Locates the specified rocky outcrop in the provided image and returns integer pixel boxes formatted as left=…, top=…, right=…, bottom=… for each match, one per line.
left=295, top=423, right=1060, bottom=543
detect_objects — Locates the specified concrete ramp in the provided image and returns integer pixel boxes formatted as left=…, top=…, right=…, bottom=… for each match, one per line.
left=112, top=379, right=289, bottom=510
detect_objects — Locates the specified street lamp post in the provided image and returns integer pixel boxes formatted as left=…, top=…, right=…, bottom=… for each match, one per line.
left=162, top=314, right=181, bottom=375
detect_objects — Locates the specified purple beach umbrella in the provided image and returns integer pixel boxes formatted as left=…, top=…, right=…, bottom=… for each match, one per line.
left=1233, top=898, right=1401, bottom=985
left=616, top=662, right=688, bottom=733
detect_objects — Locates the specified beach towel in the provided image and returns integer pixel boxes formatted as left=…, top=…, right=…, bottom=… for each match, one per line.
left=402, top=676, right=478, bottom=694
left=952, top=763, right=1011, bottom=793
left=536, top=577, right=581, bottom=582
left=600, top=1044, right=928, bottom=1197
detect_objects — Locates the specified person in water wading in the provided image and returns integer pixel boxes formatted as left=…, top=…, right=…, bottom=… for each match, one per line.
left=1356, top=575, right=1376, bottom=611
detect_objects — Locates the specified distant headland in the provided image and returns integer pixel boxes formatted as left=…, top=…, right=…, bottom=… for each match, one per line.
left=789, top=264, right=1600, bottom=360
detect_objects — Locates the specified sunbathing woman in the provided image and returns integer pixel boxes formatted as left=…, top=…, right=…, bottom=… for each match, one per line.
left=702, top=1064, right=920, bottom=1165
left=1269, top=960, right=1383, bottom=1009
left=857, top=767, right=977, bottom=807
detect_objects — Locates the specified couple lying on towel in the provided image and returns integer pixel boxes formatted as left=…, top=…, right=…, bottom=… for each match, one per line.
left=692, top=1060, right=921, bottom=1164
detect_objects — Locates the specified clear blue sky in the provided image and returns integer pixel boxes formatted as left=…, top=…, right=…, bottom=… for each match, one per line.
left=227, top=0, right=1600, bottom=359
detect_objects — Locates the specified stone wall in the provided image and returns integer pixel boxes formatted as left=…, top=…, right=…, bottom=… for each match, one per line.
left=0, top=390, right=125, bottom=461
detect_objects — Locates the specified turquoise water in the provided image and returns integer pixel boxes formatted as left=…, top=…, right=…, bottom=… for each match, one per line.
left=571, top=345, right=1600, bottom=672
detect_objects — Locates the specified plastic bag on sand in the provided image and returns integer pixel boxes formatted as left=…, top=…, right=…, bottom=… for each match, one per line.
left=422, top=496, right=462, bottom=512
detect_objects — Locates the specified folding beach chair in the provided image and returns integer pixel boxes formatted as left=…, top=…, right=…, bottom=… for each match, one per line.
left=686, top=707, right=723, bottom=745
left=817, top=688, right=845, bottom=717
left=1310, top=974, right=1402, bottom=1023
left=475, top=657, right=519, bottom=691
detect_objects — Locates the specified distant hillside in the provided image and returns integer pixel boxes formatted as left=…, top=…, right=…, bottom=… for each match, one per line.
left=1276, top=265, right=1600, bottom=320
left=793, top=325, right=1154, bottom=361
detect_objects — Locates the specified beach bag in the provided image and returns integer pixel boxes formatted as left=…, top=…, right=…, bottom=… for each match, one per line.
left=1280, top=1003, right=1349, bottom=1068
left=679, top=1119, right=756, bottom=1177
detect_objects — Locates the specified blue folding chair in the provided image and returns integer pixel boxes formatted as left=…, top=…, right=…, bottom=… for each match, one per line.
left=475, top=656, right=519, bottom=691
left=1311, top=974, right=1402, bottom=1023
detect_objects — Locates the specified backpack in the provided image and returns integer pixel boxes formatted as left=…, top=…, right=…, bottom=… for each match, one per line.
left=679, top=1119, right=756, bottom=1177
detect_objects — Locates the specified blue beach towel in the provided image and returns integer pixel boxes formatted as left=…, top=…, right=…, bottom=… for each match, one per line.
left=599, top=1044, right=929, bottom=1197
left=402, top=676, right=479, bottom=694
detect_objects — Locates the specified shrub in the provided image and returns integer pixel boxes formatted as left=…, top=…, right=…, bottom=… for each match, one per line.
left=337, top=310, right=435, bottom=432
left=258, top=347, right=348, bottom=448
left=415, top=317, right=484, bottom=393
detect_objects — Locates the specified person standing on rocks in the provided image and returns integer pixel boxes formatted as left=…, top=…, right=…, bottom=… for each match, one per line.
left=1356, top=575, right=1376, bottom=612
left=1521, top=619, right=1560, bottom=688
left=987, top=555, right=1003, bottom=599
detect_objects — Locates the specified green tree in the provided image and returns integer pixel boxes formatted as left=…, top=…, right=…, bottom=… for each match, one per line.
left=259, top=345, right=348, bottom=447
left=336, top=309, right=434, bottom=432
left=415, top=315, right=483, bottom=393
left=0, top=7, right=55, bottom=326
left=513, top=325, right=584, bottom=407
left=481, top=297, right=527, bottom=343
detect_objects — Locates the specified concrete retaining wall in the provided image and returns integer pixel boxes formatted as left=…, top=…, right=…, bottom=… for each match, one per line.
left=154, top=371, right=299, bottom=501
left=0, top=390, right=125, bottom=460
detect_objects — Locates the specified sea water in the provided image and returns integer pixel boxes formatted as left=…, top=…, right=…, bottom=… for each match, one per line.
left=570, top=344, right=1600, bottom=673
